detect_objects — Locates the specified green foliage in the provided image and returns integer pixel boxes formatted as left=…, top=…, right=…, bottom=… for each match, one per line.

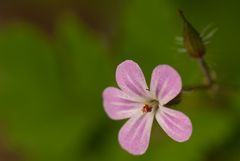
left=0, top=0, right=239, bottom=161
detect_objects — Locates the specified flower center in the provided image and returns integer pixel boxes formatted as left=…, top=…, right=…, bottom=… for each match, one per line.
left=142, top=100, right=159, bottom=113
left=142, top=104, right=152, bottom=113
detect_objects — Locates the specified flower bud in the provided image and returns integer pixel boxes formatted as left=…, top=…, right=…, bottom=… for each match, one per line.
left=179, top=10, right=206, bottom=58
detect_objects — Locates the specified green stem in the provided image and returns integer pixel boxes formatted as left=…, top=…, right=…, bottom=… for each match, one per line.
left=198, top=57, right=214, bottom=87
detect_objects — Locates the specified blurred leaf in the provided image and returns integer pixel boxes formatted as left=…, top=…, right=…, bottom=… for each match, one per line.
left=0, top=14, right=114, bottom=161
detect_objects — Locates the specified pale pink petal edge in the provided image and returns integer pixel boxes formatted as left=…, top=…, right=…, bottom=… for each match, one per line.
left=155, top=106, right=192, bottom=142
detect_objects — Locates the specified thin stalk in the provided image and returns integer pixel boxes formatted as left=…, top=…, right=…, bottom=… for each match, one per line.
left=197, top=57, right=214, bottom=87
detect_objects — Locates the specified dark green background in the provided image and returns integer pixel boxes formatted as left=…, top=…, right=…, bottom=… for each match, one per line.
left=0, top=0, right=239, bottom=161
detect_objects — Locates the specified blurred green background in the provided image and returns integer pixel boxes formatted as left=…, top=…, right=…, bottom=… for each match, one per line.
left=0, top=0, right=240, bottom=161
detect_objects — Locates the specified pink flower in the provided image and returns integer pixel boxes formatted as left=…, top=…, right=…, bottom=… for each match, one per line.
left=103, top=60, right=192, bottom=155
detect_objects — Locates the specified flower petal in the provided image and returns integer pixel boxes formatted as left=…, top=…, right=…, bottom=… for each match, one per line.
left=116, top=60, right=149, bottom=99
left=155, top=106, right=192, bottom=142
left=103, top=87, right=143, bottom=120
left=118, top=112, right=154, bottom=155
left=150, top=65, right=182, bottom=105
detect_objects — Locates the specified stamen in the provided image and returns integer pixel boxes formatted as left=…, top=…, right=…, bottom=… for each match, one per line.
left=142, top=104, right=152, bottom=113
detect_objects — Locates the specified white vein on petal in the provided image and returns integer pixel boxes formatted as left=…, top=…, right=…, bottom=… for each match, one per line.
left=129, top=115, right=145, bottom=143
left=116, top=89, right=146, bottom=103
left=117, top=108, right=140, bottom=116
left=162, top=110, right=185, bottom=131
left=157, top=78, right=169, bottom=101
left=160, top=90, right=174, bottom=105
left=125, top=72, right=149, bottom=100
left=140, top=113, right=154, bottom=142
left=110, top=102, right=139, bottom=106
left=129, top=113, right=152, bottom=144
left=156, top=108, right=186, bottom=139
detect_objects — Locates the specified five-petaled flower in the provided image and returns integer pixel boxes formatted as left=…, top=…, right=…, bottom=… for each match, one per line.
left=103, top=60, right=192, bottom=155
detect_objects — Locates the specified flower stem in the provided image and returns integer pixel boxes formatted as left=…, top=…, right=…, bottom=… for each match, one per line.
left=198, top=57, right=214, bottom=87
left=168, top=57, right=216, bottom=105
left=182, top=56, right=216, bottom=92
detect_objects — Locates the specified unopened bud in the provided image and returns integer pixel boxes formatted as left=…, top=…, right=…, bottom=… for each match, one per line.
left=179, top=10, right=206, bottom=58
